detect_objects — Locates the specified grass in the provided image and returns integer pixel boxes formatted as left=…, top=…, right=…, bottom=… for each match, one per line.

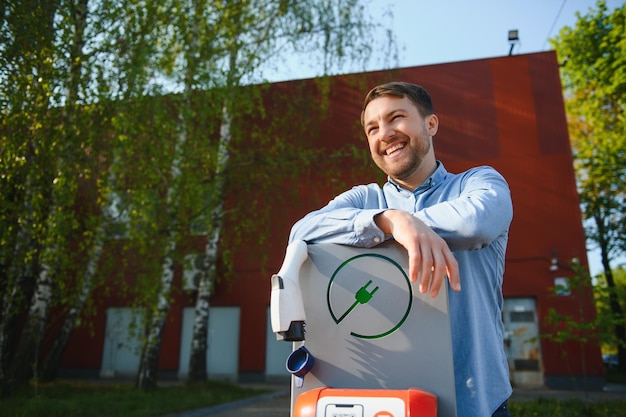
left=507, top=367, right=626, bottom=417
left=2, top=378, right=626, bottom=417
left=509, top=398, right=626, bottom=417
left=0, top=379, right=269, bottom=417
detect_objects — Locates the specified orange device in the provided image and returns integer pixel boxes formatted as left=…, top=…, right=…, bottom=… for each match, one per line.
left=293, top=387, right=437, bottom=417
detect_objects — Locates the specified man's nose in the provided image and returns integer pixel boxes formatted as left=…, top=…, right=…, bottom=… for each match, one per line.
left=379, top=123, right=395, bottom=142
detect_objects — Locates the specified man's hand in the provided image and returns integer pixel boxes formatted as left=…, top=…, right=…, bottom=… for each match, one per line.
left=375, top=209, right=461, bottom=298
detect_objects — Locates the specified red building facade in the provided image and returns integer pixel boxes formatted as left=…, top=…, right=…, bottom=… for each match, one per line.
left=55, top=51, right=604, bottom=390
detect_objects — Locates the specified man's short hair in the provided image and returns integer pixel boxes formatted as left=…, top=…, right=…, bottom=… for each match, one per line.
left=361, top=82, right=434, bottom=126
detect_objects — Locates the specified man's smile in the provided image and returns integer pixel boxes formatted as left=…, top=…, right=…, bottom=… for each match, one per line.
left=385, top=142, right=406, bottom=156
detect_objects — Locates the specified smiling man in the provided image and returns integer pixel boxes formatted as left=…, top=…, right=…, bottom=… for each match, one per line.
left=289, top=81, right=513, bottom=417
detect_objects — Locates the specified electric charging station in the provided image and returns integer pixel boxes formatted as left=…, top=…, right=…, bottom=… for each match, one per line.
left=274, top=241, right=457, bottom=417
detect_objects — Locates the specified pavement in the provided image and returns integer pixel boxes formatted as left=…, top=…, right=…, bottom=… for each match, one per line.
left=162, top=383, right=290, bottom=417
left=165, top=382, right=626, bottom=417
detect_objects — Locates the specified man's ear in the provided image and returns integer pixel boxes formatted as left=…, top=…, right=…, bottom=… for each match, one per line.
left=427, top=114, right=439, bottom=136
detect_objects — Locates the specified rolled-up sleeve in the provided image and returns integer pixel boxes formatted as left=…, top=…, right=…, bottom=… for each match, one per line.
left=289, top=184, right=388, bottom=247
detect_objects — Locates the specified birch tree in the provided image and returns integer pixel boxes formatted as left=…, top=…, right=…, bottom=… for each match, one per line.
left=1, top=0, right=395, bottom=392
left=0, top=0, right=66, bottom=394
left=166, top=0, right=396, bottom=383
left=1, top=0, right=164, bottom=390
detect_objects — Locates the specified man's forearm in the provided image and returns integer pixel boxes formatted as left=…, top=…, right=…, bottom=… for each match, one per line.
left=289, top=207, right=387, bottom=247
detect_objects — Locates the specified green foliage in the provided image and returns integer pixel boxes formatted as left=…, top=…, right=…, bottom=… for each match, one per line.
left=550, top=1, right=626, bottom=261
left=550, top=0, right=626, bottom=372
left=594, top=267, right=626, bottom=352
left=541, top=264, right=602, bottom=346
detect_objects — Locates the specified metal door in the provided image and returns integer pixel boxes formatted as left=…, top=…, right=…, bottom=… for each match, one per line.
left=100, top=308, right=143, bottom=378
left=503, top=298, right=544, bottom=387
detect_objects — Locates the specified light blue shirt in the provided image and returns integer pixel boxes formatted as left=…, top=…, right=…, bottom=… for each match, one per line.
left=289, top=162, right=513, bottom=417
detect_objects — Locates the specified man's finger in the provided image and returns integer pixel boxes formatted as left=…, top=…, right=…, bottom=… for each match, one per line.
left=429, top=263, right=448, bottom=298
left=418, top=251, right=433, bottom=294
left=407, top=250, right=420, bottom=283
left=445, top=252, right=461, bottom=292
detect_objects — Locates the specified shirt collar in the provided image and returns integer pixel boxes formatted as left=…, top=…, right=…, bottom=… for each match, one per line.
left=386, top=161, right=447, bottom=192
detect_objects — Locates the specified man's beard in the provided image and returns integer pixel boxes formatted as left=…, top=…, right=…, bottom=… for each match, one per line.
left=375, top=137, right=431, bottom=182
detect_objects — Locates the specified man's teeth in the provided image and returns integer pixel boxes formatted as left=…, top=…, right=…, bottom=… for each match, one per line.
left=386, top=144, right=405, bottom=155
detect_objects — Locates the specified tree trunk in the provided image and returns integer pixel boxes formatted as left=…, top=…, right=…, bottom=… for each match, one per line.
left=595, top=212, right=626, bottom=372
left=1, top=146, right=53, bottom=396
left=0, top=270, right=36, bottom=396
left=42, top=225, right=104, bottom=381
left=6, top=264, right=53, bottom=390
left=136, top=240, right=176, bottom=389
left=599, top=242, right=626, bottom=372
left=0, top=218, right=37, bottom=395
left=188, top=254, right=212, bottom=382
left=136, top=70, right=188, bottom=387
left=188, top=107, right=231, bottom=382
left=40, top=0, right=90, bottom=383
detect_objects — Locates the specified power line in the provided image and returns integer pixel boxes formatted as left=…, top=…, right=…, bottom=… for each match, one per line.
left=543, top=0, right=567, bottom=50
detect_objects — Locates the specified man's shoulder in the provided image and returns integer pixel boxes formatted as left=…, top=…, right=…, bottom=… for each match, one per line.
left=349, top=182, right=385, bottom=192
left=459, top=164, right=501, bottom=174
left=448, top=166, right=511, bottom=198
left=336, top=183, right=388, bottom=208
left=455, top=165, right=507, bottom=181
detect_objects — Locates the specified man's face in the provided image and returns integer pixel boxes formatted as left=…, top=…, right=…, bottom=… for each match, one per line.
left=362, top=95, right=438, bottom=187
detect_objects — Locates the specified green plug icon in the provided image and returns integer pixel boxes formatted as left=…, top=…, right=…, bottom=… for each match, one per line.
left=336, top=280, right=379, bottom=323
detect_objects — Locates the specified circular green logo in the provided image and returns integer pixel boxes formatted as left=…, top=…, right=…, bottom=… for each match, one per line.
left=326, top=253, right=412, bottom=339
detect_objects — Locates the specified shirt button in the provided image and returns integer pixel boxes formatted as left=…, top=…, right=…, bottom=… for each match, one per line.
left=373, top=237, right=381, bottom=243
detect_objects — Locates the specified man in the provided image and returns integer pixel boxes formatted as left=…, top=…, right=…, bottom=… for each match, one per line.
left=289, top=82, right=513, bottom=417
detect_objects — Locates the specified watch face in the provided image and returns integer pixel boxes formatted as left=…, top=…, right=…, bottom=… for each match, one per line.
left=326, top=253, right=412, bottom=339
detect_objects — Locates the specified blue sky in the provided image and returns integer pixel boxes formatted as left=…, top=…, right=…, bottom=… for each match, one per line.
left=266, top=0, right=624, bottom=81
left=379, top=0, right=623, bottom=68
